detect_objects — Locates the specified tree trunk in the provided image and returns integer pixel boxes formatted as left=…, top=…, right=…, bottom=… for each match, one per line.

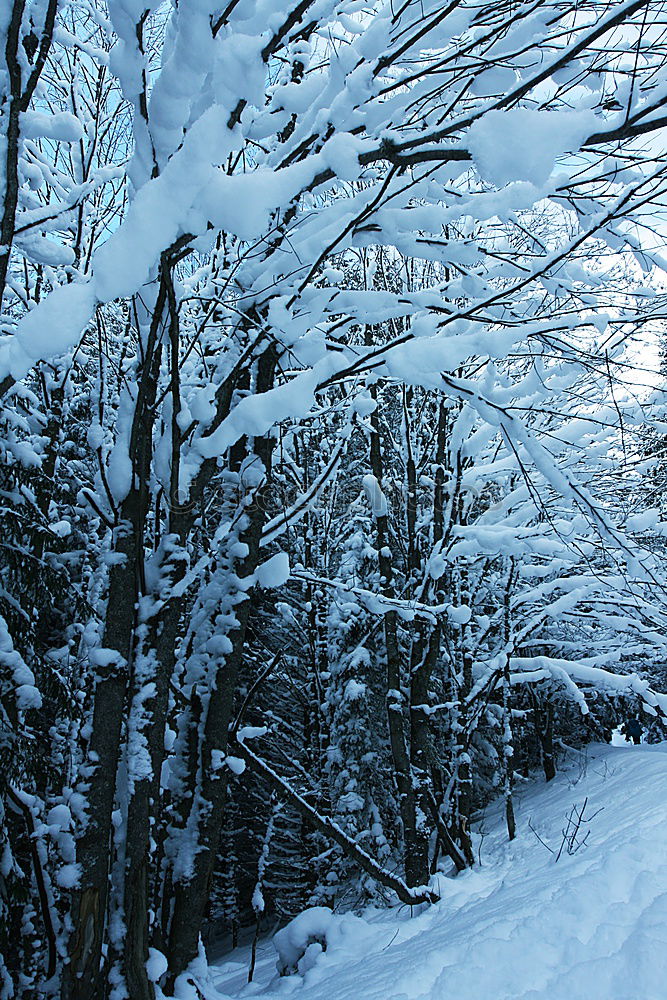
left=64, top=491, right=142, bottom=1000
left=367, top=381, right=426, bottom=888
left=409, top=632, right=439, bottom=882
left=165, top=347, right=277, bottom=981
left=533, top=694, right=556, bottom=782
left=0, top=0, right=58, bottom=322
left=63, top=288, right=165, bottom=1000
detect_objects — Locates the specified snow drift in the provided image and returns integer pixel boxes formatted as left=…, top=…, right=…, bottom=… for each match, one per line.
left=210, top=743, right=667, bottom=1000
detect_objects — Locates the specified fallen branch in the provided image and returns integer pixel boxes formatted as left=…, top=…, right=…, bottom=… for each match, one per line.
left=232, top=734, right=438, bottom=906
left=427, top=792, right=468, bottom=873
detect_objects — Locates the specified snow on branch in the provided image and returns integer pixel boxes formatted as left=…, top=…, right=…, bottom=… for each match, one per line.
left=510, top=655, right=667, bottom=718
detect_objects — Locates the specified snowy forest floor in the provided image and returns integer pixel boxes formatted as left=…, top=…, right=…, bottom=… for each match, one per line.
left=207, top=742, right=667, bottom=1000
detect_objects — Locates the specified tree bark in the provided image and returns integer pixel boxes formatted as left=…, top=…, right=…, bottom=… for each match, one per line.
left=165, top=347, right=277, bottom=981
left=63, top=285, right=165, bottom=1000
left=532, top=693, right=556, bottom=782
left=367, top=381, right=427, bottom=888
left=121, top=297, right=256, bottom=997
left=0, top=0, right=58, bottom=318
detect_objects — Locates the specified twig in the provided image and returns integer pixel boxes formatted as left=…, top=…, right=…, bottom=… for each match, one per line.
left=527, top=817, right=555, bottom=854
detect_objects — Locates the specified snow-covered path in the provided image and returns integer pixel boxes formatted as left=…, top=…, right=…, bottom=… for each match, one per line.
left=211, top=744, right=667, bottom=1000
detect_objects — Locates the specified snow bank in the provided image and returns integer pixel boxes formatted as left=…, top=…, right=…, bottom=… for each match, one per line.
left=273, top=907, right=373, bottom=977
left=213, top=743, right=667, bottom=1000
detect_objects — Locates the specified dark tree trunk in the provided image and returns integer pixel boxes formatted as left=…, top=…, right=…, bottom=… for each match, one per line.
left=533, top=694, right=556, bottom=782
left=165, top=347, right=277, bottom=982
left=0, top=0, right=58, bottom=322
left=63, top=287, right=165, bottom=1000
left=367, top=381, right=427, bottom=889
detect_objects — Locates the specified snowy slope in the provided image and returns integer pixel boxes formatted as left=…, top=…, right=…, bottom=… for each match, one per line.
left=210, top=744, right=667, bottom=1000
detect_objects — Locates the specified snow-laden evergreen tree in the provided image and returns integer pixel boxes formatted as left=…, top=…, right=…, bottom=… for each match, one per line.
left=324, top=506, right=398, bottom=903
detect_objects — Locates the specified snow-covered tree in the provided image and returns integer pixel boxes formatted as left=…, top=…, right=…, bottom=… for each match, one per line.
left=3, top=0, right=667, bottom=997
